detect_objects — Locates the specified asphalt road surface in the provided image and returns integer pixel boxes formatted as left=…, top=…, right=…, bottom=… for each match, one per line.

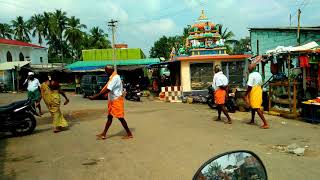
left=0, top=93, right=319, bottom=180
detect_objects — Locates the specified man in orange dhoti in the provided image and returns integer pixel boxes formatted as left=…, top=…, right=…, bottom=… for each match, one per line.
left=212, top=65, right=232, bottom=124
left=245, top=63, right=269, bottom=129
left=89, top=66, right=133, bottom=140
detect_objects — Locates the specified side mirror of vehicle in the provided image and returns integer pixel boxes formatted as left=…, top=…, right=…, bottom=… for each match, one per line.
left=193, top=150, right=267, bottom=180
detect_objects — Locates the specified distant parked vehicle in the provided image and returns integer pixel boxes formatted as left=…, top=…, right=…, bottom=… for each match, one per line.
left=81, top=75, right=109, bottom=98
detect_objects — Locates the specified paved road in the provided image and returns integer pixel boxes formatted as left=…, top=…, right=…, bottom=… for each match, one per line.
left=0, top=93, right=319, bottom=180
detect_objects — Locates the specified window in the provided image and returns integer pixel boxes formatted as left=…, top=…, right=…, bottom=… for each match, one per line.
left=6, top=51, right=12, bottom=62
left=190, top=63, right=214, bottom=90
left=40, top=57, right=43, bottom=63
left=19, top=53, right=24, bottom=61
left=221, top=61, right=245, bottom=88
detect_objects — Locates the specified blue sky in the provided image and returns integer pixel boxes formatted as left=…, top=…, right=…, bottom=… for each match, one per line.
left=0, top=0, right=319, bottom=56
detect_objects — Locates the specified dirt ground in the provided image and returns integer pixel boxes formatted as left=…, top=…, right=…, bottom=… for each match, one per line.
left=0, top=92, right=319, bottom=180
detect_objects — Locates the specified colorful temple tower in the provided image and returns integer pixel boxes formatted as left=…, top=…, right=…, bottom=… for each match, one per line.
left=187, top=10, right=226, bottom=56
left=172, top=11, right=250, bottom=92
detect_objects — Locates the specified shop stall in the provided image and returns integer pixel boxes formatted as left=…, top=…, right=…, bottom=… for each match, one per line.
left=262, top=41, right=320, bottom=120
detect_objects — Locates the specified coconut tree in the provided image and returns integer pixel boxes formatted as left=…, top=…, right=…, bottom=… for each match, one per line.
left=0, top=23, right=13, bottom=39
left=88, top=27, right=111, bottom=49
left=217, top=24, right=235, bottom=41
left=65, top=16, right=87, bottom=58
left=49, top=9, right=69, bottom=62
left=29, top=14, right=45, bottom=45
left=11, top=16, right=31, bottom=42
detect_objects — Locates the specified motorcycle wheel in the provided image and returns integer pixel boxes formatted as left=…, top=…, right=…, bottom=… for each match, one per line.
left=133, top=96, right=141, bottom=102
left=10, top=113, right=37, bottom=136
left=207, top=99, right=216, bottom=109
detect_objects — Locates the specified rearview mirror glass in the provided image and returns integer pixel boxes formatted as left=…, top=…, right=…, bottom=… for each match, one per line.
left=194, top=151, right=267, bottom=180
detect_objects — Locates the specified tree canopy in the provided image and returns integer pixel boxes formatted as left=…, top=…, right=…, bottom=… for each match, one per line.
left=0, top=9, right=112, bottom=62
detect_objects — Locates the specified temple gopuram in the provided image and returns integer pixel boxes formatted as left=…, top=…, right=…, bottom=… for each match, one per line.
left=149, top=10, right=251, bottom=96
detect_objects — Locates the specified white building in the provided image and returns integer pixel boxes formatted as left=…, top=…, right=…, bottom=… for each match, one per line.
left=0, top=38, right=48, bottom=64
left=0, top=38, right=48, bottom=91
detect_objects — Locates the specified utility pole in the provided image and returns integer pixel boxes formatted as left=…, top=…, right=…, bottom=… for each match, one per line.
left=108, top=19, right=118, bottom=71
left=297, top=9, right=306, bottom=96
left=290, top=14, right=292, bottom=27
left=297, top=9, right=301, bottom=45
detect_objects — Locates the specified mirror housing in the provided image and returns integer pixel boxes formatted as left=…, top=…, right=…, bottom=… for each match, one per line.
left=193, top=150, right=268, bottom=180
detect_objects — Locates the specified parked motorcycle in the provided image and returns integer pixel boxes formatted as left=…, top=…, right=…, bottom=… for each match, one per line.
left=207, top=86, right=237, bottom=113
left=124, top=83, right=141, bottom=102
left=206, top=86, right=216, bottom=109
left=0, top=99, right=38, bottom=136
left=193, top=150, right=268, bottom=180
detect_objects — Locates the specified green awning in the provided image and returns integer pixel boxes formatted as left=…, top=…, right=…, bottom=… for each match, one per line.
left=66, top=58, right=160, bottom=71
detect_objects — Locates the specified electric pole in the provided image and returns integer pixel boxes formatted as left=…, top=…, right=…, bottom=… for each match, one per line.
left=108, top=19, right=118, bottom=71
left=297, top=9, right=301, bottom=45
left=297, top=8, right=306, bottom=97
left=290, top=14, right=292, bottom=27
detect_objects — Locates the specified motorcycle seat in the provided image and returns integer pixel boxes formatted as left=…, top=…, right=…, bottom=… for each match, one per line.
left=0, top=100, right=28, bottom=113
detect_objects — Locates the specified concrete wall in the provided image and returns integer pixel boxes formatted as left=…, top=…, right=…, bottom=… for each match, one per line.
left=250, top=29, right=320, bottom=55
left=180, top=59, right=246, bottom=92
left=0, top=44, right=48, bottom=64
left=180, top=61, right=191, bottom=91
left=30, top=48, right=48, bottom=64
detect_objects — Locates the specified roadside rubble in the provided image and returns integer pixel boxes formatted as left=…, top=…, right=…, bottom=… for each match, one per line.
left=272, top=143, right=307, bottom=156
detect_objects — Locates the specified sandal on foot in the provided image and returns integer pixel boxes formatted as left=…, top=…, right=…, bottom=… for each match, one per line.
left=260, top=125, right=269, bottom=129
left=246, top=122, right=255, bottom=125
left=53, top=129, right=61, bottom=133
left=122, top=135, right=133, bottom=139
left=96, top=134, right=106, bottom=140
left=224, top=121, right=232, bottom=124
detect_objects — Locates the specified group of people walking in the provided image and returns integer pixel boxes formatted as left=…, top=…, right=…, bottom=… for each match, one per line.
left=24, top=66, right=134, bottom=138
left=24, top=62, right=267, bottom=137
left=212, top=63, right=269, bottom=129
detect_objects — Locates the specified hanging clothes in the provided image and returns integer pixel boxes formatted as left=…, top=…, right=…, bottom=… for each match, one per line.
left=299, top=55, right=310, bottom=68
left=270, top=55, right=279, bottom=75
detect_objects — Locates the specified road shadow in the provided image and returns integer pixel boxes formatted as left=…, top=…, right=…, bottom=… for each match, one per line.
left=107, top=128, right=136, bottom=139
left=32, top=127, right=53, bottom=135
left=0, top=138, right=16, bottom=180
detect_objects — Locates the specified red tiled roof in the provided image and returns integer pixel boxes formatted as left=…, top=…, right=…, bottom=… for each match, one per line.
left=0, top=38, right=45, bottom=48
left=174, top=54, right=251, bottom=61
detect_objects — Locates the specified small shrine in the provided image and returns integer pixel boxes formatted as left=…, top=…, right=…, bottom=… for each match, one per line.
left=149, top=11, right=251, bottom=95
left=172, top=10, right=227, bottom=59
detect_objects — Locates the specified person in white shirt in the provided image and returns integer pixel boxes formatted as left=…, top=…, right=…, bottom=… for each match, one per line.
left=245, top=63, right=269, bottom=129
left=89, top=66, right=133, bottom=140
left=212, top=65, right=232, bottom=124
left=24, top=72, right=42, bottom=114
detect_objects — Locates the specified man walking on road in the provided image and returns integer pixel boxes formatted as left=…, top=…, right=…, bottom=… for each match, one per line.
left=89, top=66, right=133, bottom=140
left=24, top=72, right=42, bottom=115
left=212, top=65, right=232, bottom=124
left=245, top=63, right=269, bottom=129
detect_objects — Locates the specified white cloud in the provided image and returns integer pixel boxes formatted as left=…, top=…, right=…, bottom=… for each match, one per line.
left=136, top=18, right=177, bottom=37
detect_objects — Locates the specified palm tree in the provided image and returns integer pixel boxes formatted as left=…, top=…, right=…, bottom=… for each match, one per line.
left=65, top=16, right=87, bottom=58
left=0, top=23, right=13, bottom=39
left=217, top=24, right=235, bottom=42
left=50, top=10, right=68, bottom=40
left=42, top=12, right=52, bottom=38
left=216, top=24, right=238, bottom=54
left=50, top=9, right=69, bottom=61
left=89, top=27, right=111, bottom=49
left=11, top=16, right=31, bottom=42
left=29, top=14, right=45, bottom=45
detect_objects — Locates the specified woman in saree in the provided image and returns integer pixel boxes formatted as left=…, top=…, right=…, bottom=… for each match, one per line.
left=41, top=75, right=70, bottom=133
